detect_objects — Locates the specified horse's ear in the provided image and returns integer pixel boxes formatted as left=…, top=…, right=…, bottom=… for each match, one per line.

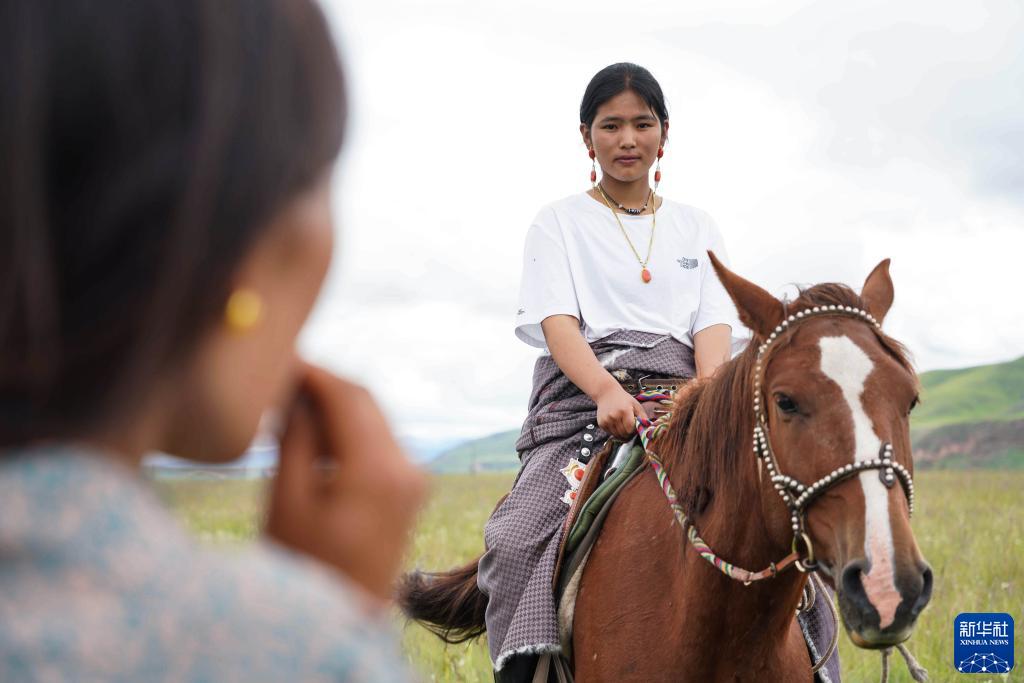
left=860, top=258, right=894, bottom=325
left=707, top=250, right=784, bottom=339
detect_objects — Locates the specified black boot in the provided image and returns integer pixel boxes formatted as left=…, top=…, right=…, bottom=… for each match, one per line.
left=493, top=653, right=541, bottom=683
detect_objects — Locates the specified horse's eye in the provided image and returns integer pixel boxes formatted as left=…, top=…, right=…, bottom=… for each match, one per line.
left=775, top=394, right=798, bottom=414
left=908, top=395, right=920, bottom=415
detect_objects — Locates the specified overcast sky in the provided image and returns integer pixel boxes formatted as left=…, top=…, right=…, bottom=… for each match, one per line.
left=295, top=0, right=1024, bottom=445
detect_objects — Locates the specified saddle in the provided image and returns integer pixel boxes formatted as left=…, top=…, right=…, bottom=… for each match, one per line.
left=551, top=398, right=668, bottom=591
left=549, top=438, right=650, bottom=674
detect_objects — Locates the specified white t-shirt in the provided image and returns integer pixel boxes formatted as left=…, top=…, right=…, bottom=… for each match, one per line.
left=514, top=192, right=748, bottom=353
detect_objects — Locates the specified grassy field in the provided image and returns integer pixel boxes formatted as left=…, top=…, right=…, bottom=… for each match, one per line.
left=151, top=470, right=1022, bottom=682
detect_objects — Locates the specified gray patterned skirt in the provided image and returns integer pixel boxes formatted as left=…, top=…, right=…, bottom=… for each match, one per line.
left=476, top=329, right=841, bottom=682
left=477, top=330, right=697, bottom=670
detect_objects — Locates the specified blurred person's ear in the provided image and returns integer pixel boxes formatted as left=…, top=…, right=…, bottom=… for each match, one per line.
left=161, top=172, right=336, bottom=462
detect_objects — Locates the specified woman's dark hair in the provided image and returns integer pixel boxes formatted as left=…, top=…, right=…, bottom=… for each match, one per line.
left=0, top=0, right=346, bottom=446
left=579, top=63, right=668, bottom=130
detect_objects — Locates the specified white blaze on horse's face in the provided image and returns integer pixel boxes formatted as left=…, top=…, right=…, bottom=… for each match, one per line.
left=818, top=335, right=901, bottom=630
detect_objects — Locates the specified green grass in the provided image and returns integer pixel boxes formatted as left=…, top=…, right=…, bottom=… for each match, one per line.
left=151, top=478, right=269, bottom=542
left=400, top=474, right=514, bottom=681
left=837, top=471, right=1022, bottom=682
left=151, top=471, right=1023, bottom=682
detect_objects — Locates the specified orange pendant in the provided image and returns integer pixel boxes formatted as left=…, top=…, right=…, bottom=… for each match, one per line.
left=641, top=268, right=652, bottom=283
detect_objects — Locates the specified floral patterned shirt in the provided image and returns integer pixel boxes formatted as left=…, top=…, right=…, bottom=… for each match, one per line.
left=0, top=445, right=413, bottom=682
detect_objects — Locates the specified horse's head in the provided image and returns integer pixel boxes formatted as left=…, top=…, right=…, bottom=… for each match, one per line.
left=709, top=253, right=931, bottom=649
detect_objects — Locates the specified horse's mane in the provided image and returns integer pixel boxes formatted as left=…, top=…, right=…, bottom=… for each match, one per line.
left=660, top=282, right=916, bottom=518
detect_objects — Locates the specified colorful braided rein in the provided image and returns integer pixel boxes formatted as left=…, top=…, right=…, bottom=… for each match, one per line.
left=634, top=391, right=802, bottom=583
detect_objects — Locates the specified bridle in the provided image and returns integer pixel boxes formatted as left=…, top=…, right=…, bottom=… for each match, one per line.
left=640, top=303, right=916, bottom=581
left=751, top=304, right=916, bottom=572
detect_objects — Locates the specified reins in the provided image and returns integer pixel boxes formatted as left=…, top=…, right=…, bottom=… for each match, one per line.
left=637, top=406, right=836, bottom=675
left=635, top=392, right=804, bottom=584
left=634, top=403, right=802, bottom=585
left=631, top=304, right=928, bottom=682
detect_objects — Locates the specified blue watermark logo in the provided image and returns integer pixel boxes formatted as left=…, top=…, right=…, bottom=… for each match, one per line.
left=954, top=612, right=1014, bottom=674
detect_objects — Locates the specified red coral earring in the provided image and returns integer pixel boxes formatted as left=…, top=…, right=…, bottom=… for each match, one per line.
left=589, top=148, right=597, bottom=186
left=654, top=146, right=664, bottom=189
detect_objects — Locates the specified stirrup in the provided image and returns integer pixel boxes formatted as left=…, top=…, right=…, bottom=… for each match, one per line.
left=604, top=436, right=637, bottom=480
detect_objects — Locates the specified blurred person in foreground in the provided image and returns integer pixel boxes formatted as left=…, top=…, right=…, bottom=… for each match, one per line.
left=0, top=1, right=426, bottom=680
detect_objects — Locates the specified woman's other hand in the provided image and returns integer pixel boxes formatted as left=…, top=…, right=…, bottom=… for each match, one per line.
left=265, top=363, right=428, bottom=605
left=593, top=383, right=644, bottom=440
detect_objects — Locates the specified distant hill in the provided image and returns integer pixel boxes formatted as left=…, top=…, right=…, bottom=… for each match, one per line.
left=430, top=355, right=1024, bottom=473
left=913, top=419, right=1024, bottom=469
left=911, top=355, right=1024, bottom=468
left=428, top=430, right=520, bottom=474
left=913, top=355, right=1024, bottom=431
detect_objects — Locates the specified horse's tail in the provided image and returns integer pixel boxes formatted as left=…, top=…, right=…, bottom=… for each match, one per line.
left=397, top=555, right=488, bottom=644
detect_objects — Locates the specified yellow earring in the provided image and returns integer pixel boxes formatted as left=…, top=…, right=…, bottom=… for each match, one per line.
left=225, top=288, right=263, bottom=332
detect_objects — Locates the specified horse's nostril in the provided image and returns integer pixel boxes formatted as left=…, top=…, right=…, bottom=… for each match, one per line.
left=910, top=564, right=933, bottom=618
left=840, top=560, right=868, bottom=601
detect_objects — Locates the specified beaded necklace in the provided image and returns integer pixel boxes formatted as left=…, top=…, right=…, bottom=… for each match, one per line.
left=597, top=184, right=652, bottom=215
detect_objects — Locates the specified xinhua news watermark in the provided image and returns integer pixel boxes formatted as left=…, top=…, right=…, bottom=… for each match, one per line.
left=954, top=612, right=1014, bottom=674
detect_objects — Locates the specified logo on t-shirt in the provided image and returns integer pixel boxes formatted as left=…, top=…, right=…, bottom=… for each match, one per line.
left=677, top=256, right=699, bottom=269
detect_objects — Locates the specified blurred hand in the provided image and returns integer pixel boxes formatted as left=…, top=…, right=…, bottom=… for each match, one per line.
left=265, top=363, right=428, bottom=605
left=594, top=384, right=644, bottom=440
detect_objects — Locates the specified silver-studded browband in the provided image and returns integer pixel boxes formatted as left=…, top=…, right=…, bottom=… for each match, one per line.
left=752, top=304, right=916, bottom=571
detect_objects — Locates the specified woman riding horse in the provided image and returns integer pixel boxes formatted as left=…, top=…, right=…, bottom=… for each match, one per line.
left=401, top=62, right=843, bottom=682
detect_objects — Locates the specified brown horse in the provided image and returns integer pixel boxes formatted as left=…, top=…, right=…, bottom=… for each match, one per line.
left=400, top=256, right=932, bottom=682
